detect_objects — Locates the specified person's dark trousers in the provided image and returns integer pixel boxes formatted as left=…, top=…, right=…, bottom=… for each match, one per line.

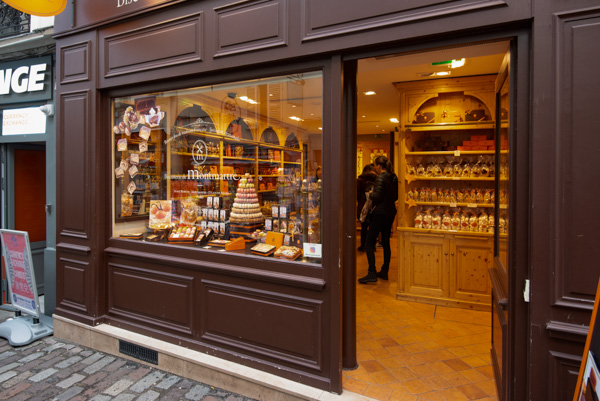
left=366, top=214, right=394, bottom=275
left=359, top=221, right=369, bottom=249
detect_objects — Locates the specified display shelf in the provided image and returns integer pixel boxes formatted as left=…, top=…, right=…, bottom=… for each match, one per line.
left=408, top=201, right=495, bottom=208
left=223, top=156, right=256, bottom=161
left=395, top=75, right=500, bottom=310
left=407, top=176, right=495, bottom=182
left=405, top=121, right=495, bottom=131
left=406, top=150, right=508, bottom=156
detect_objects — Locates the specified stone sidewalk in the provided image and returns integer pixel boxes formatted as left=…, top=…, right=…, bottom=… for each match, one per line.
left=0, top=310, right=257, bottom=401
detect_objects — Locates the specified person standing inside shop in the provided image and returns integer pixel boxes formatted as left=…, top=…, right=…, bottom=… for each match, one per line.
left=357, top=164, right=377, bottom=251
left=358, top=156, right=398, bottom=283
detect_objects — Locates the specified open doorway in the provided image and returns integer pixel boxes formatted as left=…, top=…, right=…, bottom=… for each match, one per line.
left=346, top=40, right=510, bottom=400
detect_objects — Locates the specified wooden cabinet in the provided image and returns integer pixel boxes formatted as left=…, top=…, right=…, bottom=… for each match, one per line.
left=395, top=76, right=499, bottom=310
left=399, top=231, right=491, bottom=310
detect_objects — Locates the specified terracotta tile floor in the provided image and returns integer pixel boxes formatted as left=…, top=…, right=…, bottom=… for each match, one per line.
left=345, top=235, right=498, bottom=401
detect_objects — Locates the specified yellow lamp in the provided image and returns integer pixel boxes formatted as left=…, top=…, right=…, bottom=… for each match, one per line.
left=4, top=0, right=67, bottom=17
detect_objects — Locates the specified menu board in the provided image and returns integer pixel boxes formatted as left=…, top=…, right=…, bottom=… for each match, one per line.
left=0, top=230, right=40, bottom=317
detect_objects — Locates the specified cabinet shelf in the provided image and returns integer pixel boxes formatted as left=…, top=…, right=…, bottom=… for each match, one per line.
left=405, top=121, right=495, bottom=131
left=407, top=201, right=494, bottom=208
left=223, top=156, right=256, bottom=161
left=283, top=161, right=302, bottom=165
left=406, top=150, right=508, bottom=156
left=172, top=151, right=220, bottom=158
left=407, top=176, right=495, bottom=182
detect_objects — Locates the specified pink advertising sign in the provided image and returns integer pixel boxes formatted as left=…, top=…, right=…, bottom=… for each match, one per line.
left=0, top=230, right=39, bottom=317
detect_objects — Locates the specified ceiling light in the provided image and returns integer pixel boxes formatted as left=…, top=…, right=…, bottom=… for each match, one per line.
left=431, top=58, right=466, bottom=69
left=238, top=95, right=258, bottom=104
left=289, top=116, right=304, bottom=122
left=389, top=118, right=399, bottom=123
left=451, top=58, right=466, bottom=68
left=363, top=91, right=376, bottom=96
left=435, top=71, right=451, bottom=76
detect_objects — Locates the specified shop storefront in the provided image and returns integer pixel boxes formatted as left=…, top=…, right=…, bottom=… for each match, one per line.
left=0, top=50, right=56, bottom=316
left=52, top=1, right=600, bottom=399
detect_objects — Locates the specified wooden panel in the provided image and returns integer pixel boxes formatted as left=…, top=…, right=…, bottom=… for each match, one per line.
left=74, top=0, right=173, bottom=29
left=405, top=235, right=447, bottom=297
left=59, top=91, right=89, bottom=239
left=201, top=280, right=323, bottom=372
left=108, top=263, right=195, bottom=335
left=451, top=237, right=492, bottom=304
left=549, top=351, right=581, bottom=401
left=58, top=257, right=89, bottom=313
left=103, top=14, right=202, bottom=78
left=60, top=41, right=91, bottom=84
left=301, top=0, right=508, bottom=41
left=554, top=10, right=600, bottom=309
left=214, top=0, right=287, bottom=57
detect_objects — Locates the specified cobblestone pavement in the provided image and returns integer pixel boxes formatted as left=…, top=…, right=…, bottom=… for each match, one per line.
left=0, top=312, right=258, bottom=401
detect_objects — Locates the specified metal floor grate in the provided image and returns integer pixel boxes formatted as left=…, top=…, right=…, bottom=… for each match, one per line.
left=119, top=340, right=158, bottom=365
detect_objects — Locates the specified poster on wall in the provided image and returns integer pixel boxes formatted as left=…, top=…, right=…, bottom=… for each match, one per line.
left=0, top=230, right=40, bottom=317
left=370, top=148, right=388, bottom=164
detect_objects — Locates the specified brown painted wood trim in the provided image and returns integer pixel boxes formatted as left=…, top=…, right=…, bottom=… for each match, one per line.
left=300, top=0, right=509, bottom=42
left=54, top=307, right=104, bottom=327
left=105, top=247, right=326, bottom=290
left=341, top=59, right=357, bottom=370
left=546, top=321, right=588, bottom=343
left=57, top=242, right=92, bottom=255
left=489, top=267, right=508, bottom=308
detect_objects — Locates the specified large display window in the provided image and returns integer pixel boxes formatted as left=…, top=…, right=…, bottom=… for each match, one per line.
left=111, top=72, right=323, bottom=263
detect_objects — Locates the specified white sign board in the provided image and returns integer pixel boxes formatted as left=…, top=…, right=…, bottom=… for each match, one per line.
left=2, top=107, right=47, bottom=135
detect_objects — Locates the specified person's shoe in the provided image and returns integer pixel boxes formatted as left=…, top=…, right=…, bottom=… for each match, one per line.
left=377, top=272, right=388, bottom=280
left=357, top=247, right=366, bottom=252
left=358, top=272, right=378, bottom=284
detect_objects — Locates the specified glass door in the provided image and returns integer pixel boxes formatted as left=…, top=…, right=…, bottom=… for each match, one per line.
left=490, top=48, right=510, bottom=400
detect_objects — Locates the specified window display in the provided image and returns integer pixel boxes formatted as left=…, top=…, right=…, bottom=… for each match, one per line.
left=112, top=72, right=323, bottom=263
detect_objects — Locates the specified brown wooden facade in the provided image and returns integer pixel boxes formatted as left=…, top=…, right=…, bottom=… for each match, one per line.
left=53, top=0, right=600, bottom=398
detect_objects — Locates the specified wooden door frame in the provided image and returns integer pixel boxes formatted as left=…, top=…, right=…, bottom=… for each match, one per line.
left=341, top=26, right=531, bottom=400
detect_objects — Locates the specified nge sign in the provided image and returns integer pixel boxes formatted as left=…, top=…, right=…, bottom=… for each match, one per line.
left=0, top=56, right=52, bottom=105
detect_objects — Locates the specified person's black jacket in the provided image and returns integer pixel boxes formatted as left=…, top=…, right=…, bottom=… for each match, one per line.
left=356, top=171, right=377, bottom=218
left=370, top=170, right=398, bottom=218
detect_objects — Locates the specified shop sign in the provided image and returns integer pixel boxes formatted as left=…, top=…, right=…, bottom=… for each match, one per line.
left=0, top=56, right=52, bottom=105
left=0, top=230, right=41, bottom=318
left=74, top=0, right=171, bottom=28
left=2, top=107, right=47, bottom=135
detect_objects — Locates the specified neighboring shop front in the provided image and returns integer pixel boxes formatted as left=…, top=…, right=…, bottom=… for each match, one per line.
left=52, top=1, right=600, bottom=399
left=0, top=49, right=56, bottom=316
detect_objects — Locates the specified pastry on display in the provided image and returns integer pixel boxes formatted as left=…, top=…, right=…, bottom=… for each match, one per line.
left=274, top=246, right=302, bottom=260
left=251, top=243, right=276, bottom=256
left=208, top=239, right=230, bottom=247
left=168, top=226, right=197, bottom=242
left=120, top=232, right=143, bottom=240
left=229, top=173, right=264, bottom=238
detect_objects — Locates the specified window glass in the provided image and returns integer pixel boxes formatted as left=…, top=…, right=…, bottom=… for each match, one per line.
left=112, top=72, right=323, bottom=263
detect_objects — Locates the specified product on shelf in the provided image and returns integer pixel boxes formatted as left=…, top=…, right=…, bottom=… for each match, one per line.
left=149, top=200, right=172, bottom=229
left=120, top=232, right=143, bottom=239
left=168, top=226, right=197, bottom=242
left=229, top=173, right=264, bottom=238
left=274, top=246, right=303, bottom=260
left=251, top=243, right=276, bottom=256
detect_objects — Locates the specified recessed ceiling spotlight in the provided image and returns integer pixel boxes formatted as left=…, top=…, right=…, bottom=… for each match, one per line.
left=363, top=91, right=376, bottom=96
left=389, top=118, right=399, bottom=123
left=289, top=116, right=304, bottom=122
